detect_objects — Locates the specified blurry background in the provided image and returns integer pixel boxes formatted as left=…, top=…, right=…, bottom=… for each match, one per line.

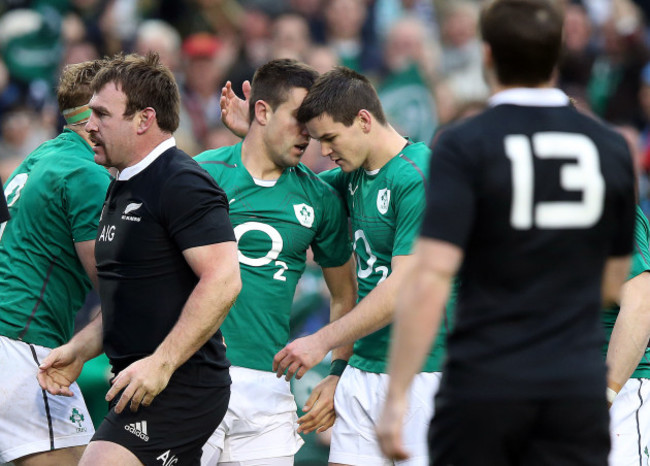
left=1, top=0, right=647, bottom=463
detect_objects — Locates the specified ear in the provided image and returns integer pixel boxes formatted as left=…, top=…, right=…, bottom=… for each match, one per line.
left=136, top=107, right=157, bottom=135
left=254, top=100, right=272, bottom=125
left=357, top=109, right=372, bottom=134
left=482, top=42, right=493, bottom=72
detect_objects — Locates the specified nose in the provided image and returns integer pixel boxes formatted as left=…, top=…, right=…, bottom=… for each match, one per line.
left=85, top=113, right=97, bottom=133
left=320, top=142, right=333, bottom=157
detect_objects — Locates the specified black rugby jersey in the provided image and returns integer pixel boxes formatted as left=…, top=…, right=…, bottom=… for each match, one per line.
left=422, top=88, right=636, bottom=400
left=96, top=142, right=235, bottom=386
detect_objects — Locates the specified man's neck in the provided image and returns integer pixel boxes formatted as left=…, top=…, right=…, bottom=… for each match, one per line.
left=122, top=132, right=173, bottom=170
left=362, top=124, right=408, bottom=172
left=490, top=78, right=555, bottom=96
left=241, top=129, right=284, bottom=180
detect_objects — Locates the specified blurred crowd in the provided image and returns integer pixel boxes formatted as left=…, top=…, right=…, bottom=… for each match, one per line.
left=0, top=0, right=646, bottom=183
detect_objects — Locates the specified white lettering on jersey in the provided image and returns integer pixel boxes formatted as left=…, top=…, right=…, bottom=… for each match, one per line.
left=234, top=222, right=287, bottom=281
left=234, top=222, right=283, bottom=266
left=98, top=225, right=116, bottom=242
left=505, top=132, right=605, bottom=229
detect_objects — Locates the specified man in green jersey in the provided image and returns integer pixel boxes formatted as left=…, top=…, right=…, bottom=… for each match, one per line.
left=606, top=206, right=650, bottom=465
left=195, top=59, right=357, bottom=465
left=0, top=60, right=111, bottom=465
left=271, top=67, right=446, bottom=465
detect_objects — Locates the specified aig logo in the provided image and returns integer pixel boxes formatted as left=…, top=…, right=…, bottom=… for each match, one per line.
left=157, top=450, right=178, bottom=465
left=98, top=224, right=116, bottom=242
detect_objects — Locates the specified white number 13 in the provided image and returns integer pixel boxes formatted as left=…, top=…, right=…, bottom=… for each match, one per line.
left=505, top=132, right=605, bottom=230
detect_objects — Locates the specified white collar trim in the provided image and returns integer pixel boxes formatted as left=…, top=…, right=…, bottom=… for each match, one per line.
left=117, top=137, right=176, bottom=181
left=252, top=177, right=277, bottom=187
left=488, top=88, right=569, bottom=108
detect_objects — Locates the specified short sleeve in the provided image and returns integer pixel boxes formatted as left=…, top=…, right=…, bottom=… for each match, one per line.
left=160, top=168, right=235, bottom=251
left=318, top=168, right=348, bottom=198
left=392, top=170, right=426, bottom=256
left=64, top=165, right=111, bottom=242
left=420, top=131, right=476, bottom=248
left=311, top=185, right=352, bottom=268
left=629, top=207, right=650, bottom=279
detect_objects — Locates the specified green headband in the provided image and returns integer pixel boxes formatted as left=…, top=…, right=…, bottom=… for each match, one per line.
left=62, top=104, right=91, bottom=125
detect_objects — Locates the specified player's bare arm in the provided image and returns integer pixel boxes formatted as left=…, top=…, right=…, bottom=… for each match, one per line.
left=38, top=239, right=103, bottom=396
left=273, top=254, right=415, bottom=380
left=106, top=241, right=241, bottom=414
left=297, top=257, right=357, bottom=433
left=602, top=255, right=632, bottom=307
left=606, top=271, right=650, bottom=404
left=376, top=238, right=462, bottom=461
left=38, top=312, right=103, bottom=397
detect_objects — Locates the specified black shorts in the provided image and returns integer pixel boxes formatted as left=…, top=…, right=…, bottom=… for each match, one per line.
left=428, top=396, right=610, bottom=466
left=92, top=375, right=230, bottom=465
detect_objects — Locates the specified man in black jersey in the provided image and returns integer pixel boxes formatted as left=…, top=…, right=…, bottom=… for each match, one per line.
left=37, top=52, right=241, bottom=466
left=377, top=1, right=636, bottom=465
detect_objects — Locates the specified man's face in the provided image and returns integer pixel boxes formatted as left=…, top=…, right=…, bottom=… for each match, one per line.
left=306, top=112, right=366, bottom=172
left=262, top=87, right=311, bottom=169
left=86, top=82, right=138, bottom=171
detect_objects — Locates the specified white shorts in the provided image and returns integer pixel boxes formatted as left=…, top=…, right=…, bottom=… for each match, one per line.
left=201, top=366, right=304, bottom=464
left=609, top=378, right=650, bottom=466
left=330, top=366, right=440, bottom=466
left=0, top=335, right=94, bottom=463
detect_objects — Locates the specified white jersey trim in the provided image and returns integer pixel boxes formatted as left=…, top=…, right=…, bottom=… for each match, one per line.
left=252, top=177, right=278, bottom=187
left=489, top=88, right=570, bottom=108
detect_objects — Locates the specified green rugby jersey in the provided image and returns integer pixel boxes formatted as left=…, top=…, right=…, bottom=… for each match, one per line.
left=0, top=129, right=111, bottom=348
left=320, top=141, right=449, bottom=373
left=195, top=142, right=352, bottom=371
left=602, top=205, right=650, bottom=378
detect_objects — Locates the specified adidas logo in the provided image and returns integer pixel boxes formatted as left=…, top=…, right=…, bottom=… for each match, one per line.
left=125, top=421, right=150, bottom=442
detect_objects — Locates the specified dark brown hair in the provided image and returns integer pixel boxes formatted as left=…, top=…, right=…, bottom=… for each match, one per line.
left=297, top=66, right=386, bottom=126
left=248, top=58, right=318, bottom=123
left=480, top=0, right=564, bottom=86
left=91, top=52, right=180, bottom=133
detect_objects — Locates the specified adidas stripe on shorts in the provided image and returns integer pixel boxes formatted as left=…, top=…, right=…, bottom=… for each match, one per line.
left=92, top=368, right=230, bottom=465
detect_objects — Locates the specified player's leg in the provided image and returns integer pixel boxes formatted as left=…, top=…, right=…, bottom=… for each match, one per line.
left=219, top=457, right=293, bottom=466
left=428, top=397, right=537, bottom=465
left=329, top=368, right=438, bottom=466
left=524, top=397, right=609, bottom=466
left=203, top=367, right=303, bottom=465
left=13, top=446, right=85, bottom=466
left=79, top=441, right=142, bottom=466
left=609, top=378, right=650, bottom=466
left=0, top=337, right=93, bottom=465
left=88, top=376, right=229, bottom=466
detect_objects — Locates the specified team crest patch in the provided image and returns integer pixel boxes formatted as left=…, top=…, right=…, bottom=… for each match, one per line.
left=377, top=188, right=390, bottom=214
left=293, top=203, right=315, bottom=228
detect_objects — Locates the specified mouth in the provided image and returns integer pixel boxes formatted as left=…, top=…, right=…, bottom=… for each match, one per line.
left=294, top=142, right=309, bottom=154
